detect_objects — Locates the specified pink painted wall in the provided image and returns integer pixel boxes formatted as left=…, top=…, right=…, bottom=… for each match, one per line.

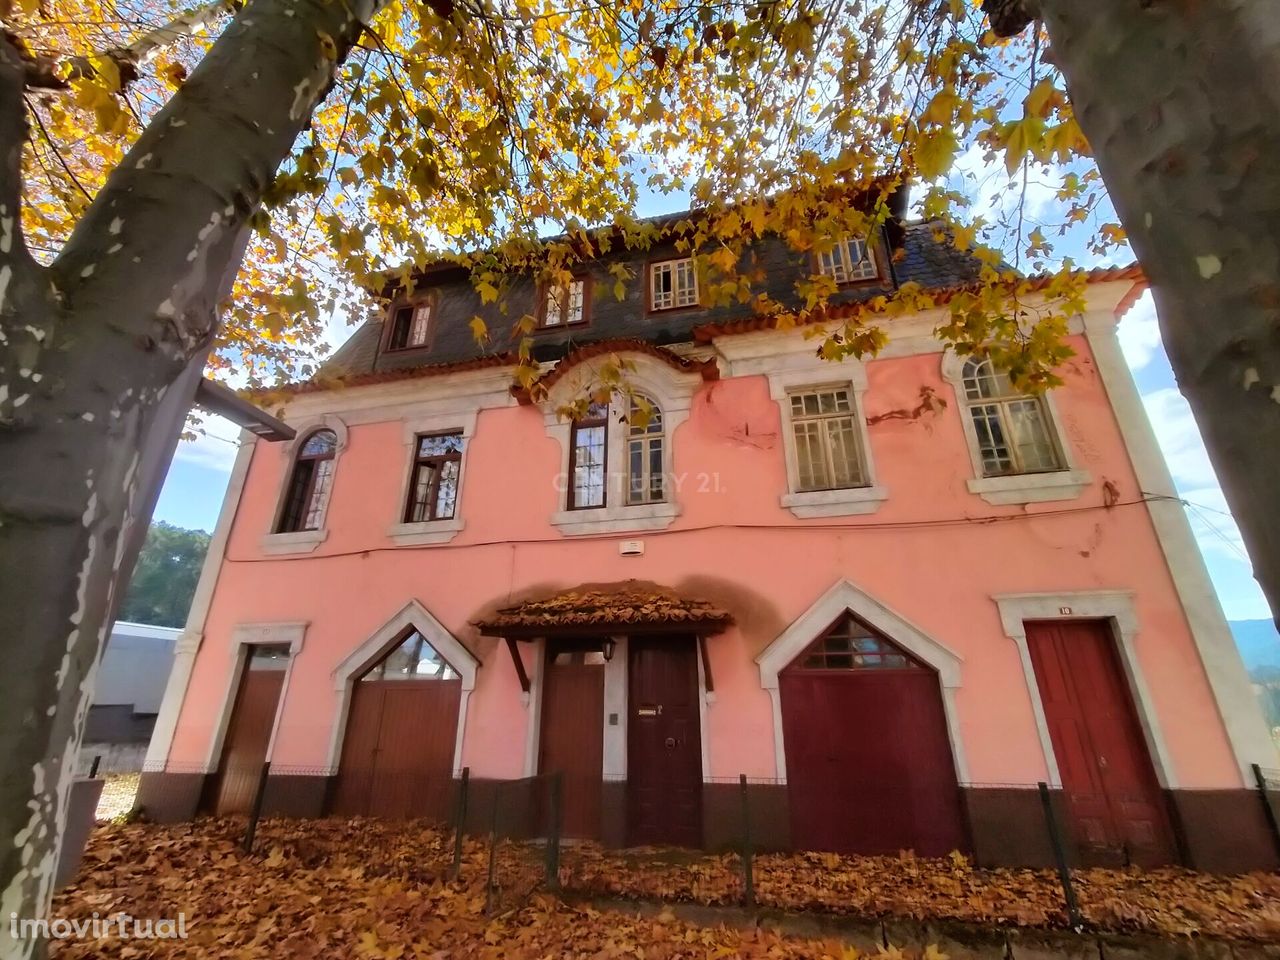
left=167, top=334, right=1244, bottom=791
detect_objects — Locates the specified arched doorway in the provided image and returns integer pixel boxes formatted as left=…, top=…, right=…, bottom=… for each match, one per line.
left=780, top=612, right=968, bottom=856
left=331, top=629, right=462, bottom=820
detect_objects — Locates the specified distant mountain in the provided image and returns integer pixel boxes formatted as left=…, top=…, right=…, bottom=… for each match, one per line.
left=1232, top=619, right=1280, bottom=671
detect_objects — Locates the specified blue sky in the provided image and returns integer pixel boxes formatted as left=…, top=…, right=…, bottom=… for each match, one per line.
left=152, top=172, right=1275, bottom=624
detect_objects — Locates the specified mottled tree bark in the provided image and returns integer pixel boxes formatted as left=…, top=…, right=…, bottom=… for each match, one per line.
left=0, top=0, right=377, bottom=951
left=1038, top=0, right=1280, bottom=623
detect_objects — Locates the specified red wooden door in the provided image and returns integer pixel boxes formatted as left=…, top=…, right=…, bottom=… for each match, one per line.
left=780, top=614, right=967, bottom=857
left=628, top=636, right=702, bottom=847
left=539, top=645, right=605, bottom=839
left=211, top=649, right=288, bottom=814
left=1025, top=620, right=1174, bottom=866
left=333, top=678, right=461, bottom=819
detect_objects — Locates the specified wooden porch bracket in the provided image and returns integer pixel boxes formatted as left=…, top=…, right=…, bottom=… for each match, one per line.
left=505, top=636, right=531, bottom=694
left=697, top=634, right=714, bottom=693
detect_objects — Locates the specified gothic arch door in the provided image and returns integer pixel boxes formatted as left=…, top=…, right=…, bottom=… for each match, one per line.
left=780, top=613, right=967, bottom=856
left=331, top=629, right=461, bottom=820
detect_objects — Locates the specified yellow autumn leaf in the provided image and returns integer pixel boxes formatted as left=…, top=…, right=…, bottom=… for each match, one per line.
left=915, top=127, right=959, bottom=179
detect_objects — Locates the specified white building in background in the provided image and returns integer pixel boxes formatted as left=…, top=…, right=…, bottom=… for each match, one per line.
left=82, top=621, right=181, bottom=773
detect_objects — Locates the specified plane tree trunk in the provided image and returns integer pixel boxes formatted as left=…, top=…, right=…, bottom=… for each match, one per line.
left=0, top=0, right=377, bottom=950
left=1034, top=0, right=1280, bottom=622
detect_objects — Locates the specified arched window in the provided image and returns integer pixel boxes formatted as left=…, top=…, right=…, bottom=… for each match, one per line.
left=568, top=401, right=609, bottom=509
left=360, top=629, right=459, bottom=682
left=961, top=359, right=1062, bottom=477
left=797, top=613, right=924, bottom=671
left=626, top=395, right=664, bottom=504
left=277, top=429, right=337, bottom=533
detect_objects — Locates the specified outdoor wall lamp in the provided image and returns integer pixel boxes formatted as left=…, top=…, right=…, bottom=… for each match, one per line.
left=601, top=637, right=616, bottom=662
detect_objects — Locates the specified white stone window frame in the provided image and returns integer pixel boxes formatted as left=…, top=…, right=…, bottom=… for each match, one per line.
left=768, top=359, right=888, bottom=518
left=544, top=354, right=700, bottom=536
left=940, top=352, right=1091, bottom=505
left=201, top=621, right=308, bottom=772
left=260, top=415, right=349, bottom=555
left=757, top=579, right=968, bottom=784
left=386, top=410, right=476, bottom=546
left=993, top=590, right=1177, bottom=789
left=327, top=600, right=479, bottom=777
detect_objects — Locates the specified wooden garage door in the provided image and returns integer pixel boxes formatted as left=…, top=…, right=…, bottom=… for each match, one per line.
left=332, top=630, right=461, bottom=820
left=1025, top=619, right=1174, bottom=866
left=781, top=613, right=967, bottom=857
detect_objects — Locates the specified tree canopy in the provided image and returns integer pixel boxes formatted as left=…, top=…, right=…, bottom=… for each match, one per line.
left=116, top=520, right=210, bottom=628
left=8, top=0, right=1125, bottom=394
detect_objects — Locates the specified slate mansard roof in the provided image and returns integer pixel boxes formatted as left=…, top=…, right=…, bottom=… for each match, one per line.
left=315, top=221, right=987, bottom=385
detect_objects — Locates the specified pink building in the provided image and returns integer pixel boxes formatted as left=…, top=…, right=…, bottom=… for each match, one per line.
left=140, top=220, right=1277, bottom=871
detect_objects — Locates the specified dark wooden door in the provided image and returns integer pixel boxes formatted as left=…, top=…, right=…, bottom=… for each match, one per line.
left=781, top=668, right=967, bottom=856
left=211, top=654, right=287, bottom=815
left=332, top=678, right=461, bottom=819
left=1026, top=620, right=1174, bottom=866
left=539, top=646, right=605, bottom=839
left=628, top=636, right=702, bottom=847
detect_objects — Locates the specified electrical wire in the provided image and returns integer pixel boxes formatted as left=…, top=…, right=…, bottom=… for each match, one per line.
left=222, top=494, right=1164, bottom=564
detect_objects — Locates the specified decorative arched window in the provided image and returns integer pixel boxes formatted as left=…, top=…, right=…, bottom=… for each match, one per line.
left=961, top=358, right=1062, bottom=477
left=568, top=401, right=609, bottom=509
left=360, top=629, right=460, bottom=682
left=626, top=395, right=664, bottom=505
left=277, top=429, right=337, bottom=533
left=797, top=613, right=924, bottom=671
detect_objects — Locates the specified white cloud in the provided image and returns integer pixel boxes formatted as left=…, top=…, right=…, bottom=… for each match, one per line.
left=1179, top=485, right=1249, bottom=562
left=173, top=413, right=243, bottom=473
left=1140, top=387, right=1221, bottom=490
left=1117, top=291, right=1162, bottom=372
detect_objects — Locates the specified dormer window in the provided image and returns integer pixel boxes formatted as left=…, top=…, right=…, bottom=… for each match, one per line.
left=540, top=278, right=587, bottom=327
left=649, top=257, right=698, bottom=311
left=817, top=235, right=879, bottom=284
left=388, top=301, right=432, bottom=350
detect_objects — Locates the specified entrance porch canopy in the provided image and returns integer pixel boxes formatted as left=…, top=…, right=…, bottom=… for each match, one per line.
left=473, top=584, right=732, bottom=693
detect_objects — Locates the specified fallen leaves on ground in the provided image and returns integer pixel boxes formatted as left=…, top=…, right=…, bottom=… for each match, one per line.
left=49, top=818, right=1280, bottom=959
left=562, top=843, right=1280, bottom=941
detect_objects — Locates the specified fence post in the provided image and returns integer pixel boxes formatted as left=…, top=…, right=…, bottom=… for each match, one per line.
left=243, top=760, right=272, bottom=855
left=484, top=782, right=501, bottom=915
left=1252, top=764, right=1280, bottom=857
left=452, top=767, right=470, bottom=879
left=545, top=772, right=563, bottom=891
left=1038, top=781, right=1082, bottom=930
left=739, top=774, right=755, bottom=909
left=88, top=755, right=102, bottom=779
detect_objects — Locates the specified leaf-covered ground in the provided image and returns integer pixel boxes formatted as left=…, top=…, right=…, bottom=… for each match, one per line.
left=48, top=818, right=1280, bottom=958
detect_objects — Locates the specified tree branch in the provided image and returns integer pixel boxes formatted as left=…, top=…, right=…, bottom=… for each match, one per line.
left=11, top=0, right=239, bottom=92
left=0, top=33, right=36, bottom=280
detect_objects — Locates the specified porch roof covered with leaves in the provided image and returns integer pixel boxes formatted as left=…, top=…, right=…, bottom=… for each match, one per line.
left=474, top=584, right=733, bottom=638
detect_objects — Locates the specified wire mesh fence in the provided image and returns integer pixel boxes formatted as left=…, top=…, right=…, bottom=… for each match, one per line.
left=119, top=757, right=1280, bottom=930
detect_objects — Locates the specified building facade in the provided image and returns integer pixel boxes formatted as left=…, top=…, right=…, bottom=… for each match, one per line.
left=140, top=221, right=1277, bottom=872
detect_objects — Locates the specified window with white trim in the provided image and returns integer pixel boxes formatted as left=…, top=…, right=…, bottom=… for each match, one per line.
left=541, top=279, right=586, bottom=327
left=650, top=258, right=698, bottom=311
left=788, top=387, right=866, bottom=491
left=389, top=302, right=432, bottom=349
left=278, top=429, right=337, bottom=532
left=568, top=401, right=609, bottom=509
left=961, top=358, right=1063, bottom=476
left=626, top=396, right=665, bottom=505
left=817, top=235, right=878, bottom=283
